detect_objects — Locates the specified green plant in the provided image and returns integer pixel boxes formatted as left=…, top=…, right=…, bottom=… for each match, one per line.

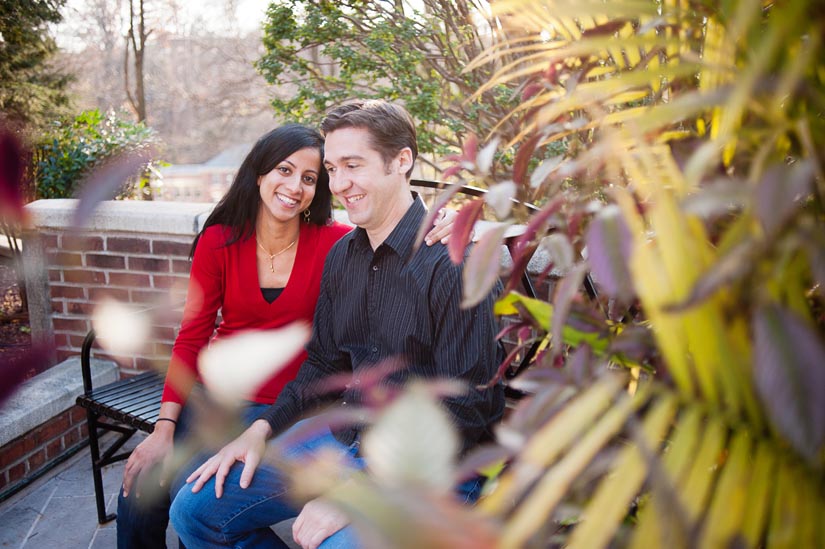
left=280, top=0, right=825, bottom=547
left=30, top=109, right=161, bottom=199
left=0, top=0, right=70, bottom=129
left=257, top=0, right=523, bottom=165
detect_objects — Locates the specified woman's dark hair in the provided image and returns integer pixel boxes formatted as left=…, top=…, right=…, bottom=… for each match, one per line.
left=190, top=124, right=330, bottom=256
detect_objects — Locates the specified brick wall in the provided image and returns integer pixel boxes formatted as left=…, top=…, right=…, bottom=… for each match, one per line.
left=0, top=406, right=87, bottom=494
left=24, top=199, right=213, bottom=377
left=44, top=230, right=192, bottom=374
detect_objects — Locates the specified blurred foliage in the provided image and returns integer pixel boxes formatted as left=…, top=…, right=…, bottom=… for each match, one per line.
left=288, top=0, right=825, bottom=547
left=0, top=0, right=71, bottom=129
left=29, top=109, right=162, bottom=200
left=257, top=0, right=524, bottom=165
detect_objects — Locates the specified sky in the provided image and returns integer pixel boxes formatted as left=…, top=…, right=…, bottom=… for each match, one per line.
left=55, top=0, right=272, bottom=50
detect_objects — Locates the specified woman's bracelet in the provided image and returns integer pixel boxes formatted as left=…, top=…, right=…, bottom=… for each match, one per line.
left=155, top=417, right=178, bottom=426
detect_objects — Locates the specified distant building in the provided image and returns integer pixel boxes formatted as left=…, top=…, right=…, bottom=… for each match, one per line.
left=154, top=143, right=251, bottom=202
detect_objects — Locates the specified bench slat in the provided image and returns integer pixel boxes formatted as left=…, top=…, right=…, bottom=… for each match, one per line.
left=77, top=371, right=164, bottom=433
left=114, top=400, right=162, bottom=420
left=87, top=373, right=163, bottom=400
left=94, top=386, right=162, bottom=409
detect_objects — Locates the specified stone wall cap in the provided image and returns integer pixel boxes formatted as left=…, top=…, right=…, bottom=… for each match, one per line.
left=26, top=199, right=215, bottom=236
left=0, top=357, right=119, bottom=446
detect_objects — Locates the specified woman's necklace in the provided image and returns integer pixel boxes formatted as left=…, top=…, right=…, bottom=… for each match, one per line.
left=256, top=237, right=297, bottom=273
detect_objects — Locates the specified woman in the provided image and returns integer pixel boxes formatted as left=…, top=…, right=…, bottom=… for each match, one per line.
left=116, top=124, right=454, bottom=548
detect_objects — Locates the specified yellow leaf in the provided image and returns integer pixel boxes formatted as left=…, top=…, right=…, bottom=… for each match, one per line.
left=480, top=375, right=625, bottom=514
left=698, top=429, right=753, bottom=546
left=500, top=386, right=651, bottom=547
left=604, top=89, right=651, bottom=106
left=629, top=406, right=704, bottom=548
left=614, top=187, right=695, bottom=396
left=680, top=417, right=726, bottom=522
left=567, top=393, right=679, bottom=549
left=767, top=462, right=800, bottom=548
left=740, top=441, right=777, bottom=546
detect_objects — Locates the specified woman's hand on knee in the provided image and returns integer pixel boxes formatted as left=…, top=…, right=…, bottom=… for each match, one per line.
left=122, top=424, right=175, bottom=497
left=186, top=419, right=270, bottom=498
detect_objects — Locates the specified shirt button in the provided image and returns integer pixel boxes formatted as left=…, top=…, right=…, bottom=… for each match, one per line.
left=372, top=265, right=379, bottom=271
left=371, top=346, right=378, bottom=353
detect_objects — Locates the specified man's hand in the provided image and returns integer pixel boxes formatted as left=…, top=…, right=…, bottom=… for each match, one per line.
left=186, top=419, right=271, bottom=498
left=292, top=498, right=351, bottom=549
left=121, top=425, right=174, bottom=497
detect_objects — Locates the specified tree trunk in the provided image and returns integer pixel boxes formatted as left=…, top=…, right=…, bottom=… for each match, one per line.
left=125, top=0, right=148, bottom=123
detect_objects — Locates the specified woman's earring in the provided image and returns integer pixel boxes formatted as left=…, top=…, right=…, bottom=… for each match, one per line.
left=303, top=209, right=311, bottom=223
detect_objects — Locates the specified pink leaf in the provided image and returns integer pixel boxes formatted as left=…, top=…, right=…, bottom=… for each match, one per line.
left=585, top=206, right=634, bottom=301
left=442, top=164, right=463, bottom=179
left=543, top=62, right=558, bottom=85
left=0, top=344, right=53, bottom=405
left=755, top=161, right=813, bottom=236
left=315, top=356, right=406, bottom=401
left=511, top=196, right=564, bottom=265
left=479, top=339, right=530, bottom=389
left=522, top=82, right=543, bottom=101
left=274, top=408, right=377, bottom=451
left=455, top=444, right=514, bottom=483
left=448, top=198, right=485, bottom=265
left=513, top=134, right=540, bottom=187
left=462, top=223, right=509, bottom=309
left=462, top=133, right=479, bottom=164
left=550, top=263, right=588, bottom=360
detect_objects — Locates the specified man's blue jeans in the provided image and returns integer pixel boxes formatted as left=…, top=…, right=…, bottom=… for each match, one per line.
left=116, top=402, right=270, bottom=549
left=169, top=421, right=483, bottom=549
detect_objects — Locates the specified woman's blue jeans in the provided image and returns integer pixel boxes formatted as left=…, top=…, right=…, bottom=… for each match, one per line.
left=169, top=420, right=483, bottom=549
left=116, top=402, right=270, bottom=549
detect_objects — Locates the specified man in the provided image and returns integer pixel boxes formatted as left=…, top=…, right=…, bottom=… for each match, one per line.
left=170, top=100, right=504, bottom=548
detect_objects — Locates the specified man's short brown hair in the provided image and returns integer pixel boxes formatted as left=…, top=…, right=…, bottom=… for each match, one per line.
left=320, top=100, right=418, bottom=179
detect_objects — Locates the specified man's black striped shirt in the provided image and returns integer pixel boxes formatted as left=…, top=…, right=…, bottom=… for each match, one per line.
left=258, top=197, right=504, bottom=453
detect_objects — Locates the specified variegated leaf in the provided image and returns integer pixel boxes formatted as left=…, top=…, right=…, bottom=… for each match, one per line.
left=198, top=322, right=311, bottom=406
left=462, top=223, right=509, bottom=309
left=362, top=384, right=459, bottom=492
left=753, top=304, right=825, bottom=462
left=585, top=206, right=634, bottom=302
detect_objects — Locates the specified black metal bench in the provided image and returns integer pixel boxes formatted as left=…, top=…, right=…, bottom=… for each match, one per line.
left=76, top=329, right=164, bottom=524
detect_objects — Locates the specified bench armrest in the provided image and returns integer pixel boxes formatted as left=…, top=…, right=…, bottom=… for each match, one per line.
left=80, top=329, right=97, bottom=395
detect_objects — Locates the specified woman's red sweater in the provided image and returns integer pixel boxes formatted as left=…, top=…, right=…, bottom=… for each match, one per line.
left=161, top=220, right=352, bottom=405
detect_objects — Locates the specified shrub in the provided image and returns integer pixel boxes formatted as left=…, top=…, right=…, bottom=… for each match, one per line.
left=30, top=109, right=161, bottom=199
left=285, top=1, right=825, bottom=546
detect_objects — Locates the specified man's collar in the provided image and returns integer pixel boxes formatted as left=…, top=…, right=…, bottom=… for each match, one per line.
left=350, top=193, right=426, bottom=257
